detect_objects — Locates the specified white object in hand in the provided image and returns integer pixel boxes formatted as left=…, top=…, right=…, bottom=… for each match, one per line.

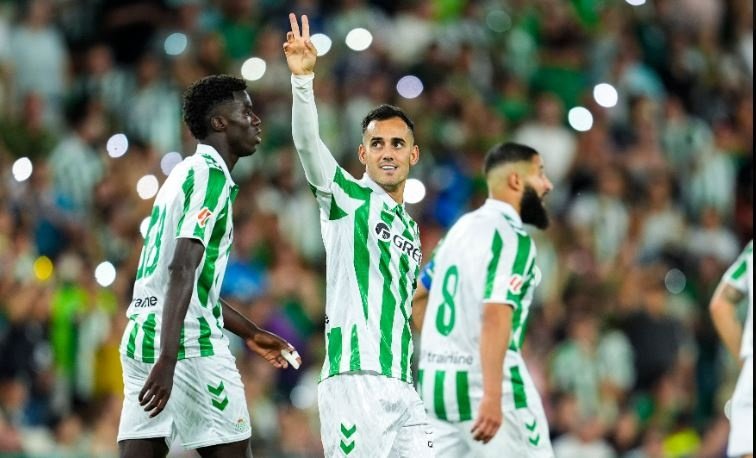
left=281, top=348, right=301, bottom=370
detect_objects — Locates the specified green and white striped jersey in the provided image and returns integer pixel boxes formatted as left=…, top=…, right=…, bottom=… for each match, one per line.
left=120, top=144, right=239, bottom=362
left=291, top=75, right=421, bottom=383
left=721, top=240, right=753, bottom=359
left=417, top=199, right=541, bottom=421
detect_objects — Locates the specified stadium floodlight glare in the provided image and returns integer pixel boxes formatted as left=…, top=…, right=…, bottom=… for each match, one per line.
left=164, top=32, right=188, bottom=56
left=345, top=28, right=373, bottom=51
left=567, top=107, right=594, bottom=132
left=665, top=268, right=686, bottom=294
left=140, top=217, right=151, bottom=238
left=33, top=256, right=54, bottom=281
left=136, top=174, right=159, bottom=200
left=107, top=133, right=129, bottom=158
left=625, top=0, right=646, bottom=5
left=486, top=10, right=512, bottom=33
left=95, top=261, right=117, bottom=287
left=12, top=157, right=33, bottom=182
left=241, top=57, right=267, bottom=81
left=593, top=83, right=619, bottom=108
left=396, top=75, right=424, bottom=99
left=161, top=152, right=183, bottom=176
left=310, top=33, right=332, bottom=56
left=404, top=178, right=426, bottom=204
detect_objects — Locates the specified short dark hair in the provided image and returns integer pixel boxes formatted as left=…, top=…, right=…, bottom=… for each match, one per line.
left=483, top=142, right=539, bottom=175
left=182, top=75, right=248, bottom=140
left=361, top=104, right=415, bottom=135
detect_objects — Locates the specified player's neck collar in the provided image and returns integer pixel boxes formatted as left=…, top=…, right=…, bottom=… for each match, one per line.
left=195, top=143, right=236, bottom=186
left=485, top=199, right=522, bottom=228
left=360, top=173, right=405, bottom=211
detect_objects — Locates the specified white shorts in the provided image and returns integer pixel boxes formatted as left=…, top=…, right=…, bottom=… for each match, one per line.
left=424, top=355, right=553, bottom=458
left=318, top=372, right=435, bottom=457
left=117, top=353, right=252, bottom=449
left=728, top=356, right=753, bottom=457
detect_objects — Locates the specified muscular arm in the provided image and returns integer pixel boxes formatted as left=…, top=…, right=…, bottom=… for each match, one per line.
left=159, top=238, right=204, bottom=360
left=471, top=302, right=512, bottom=443
left=709, top=282, right=745, bottom=360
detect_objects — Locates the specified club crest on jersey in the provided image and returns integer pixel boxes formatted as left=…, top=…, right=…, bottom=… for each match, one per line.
left=197, top=207, right=213, bottom=227
left=374, top=222, right=422, bottom=263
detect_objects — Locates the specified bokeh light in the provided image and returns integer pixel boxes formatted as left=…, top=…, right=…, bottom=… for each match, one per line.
left=404, top=178, right=426, bottom=204
left=95, top=262, right=116, bottom=287
left=136, top=175, right=159, bottom=200
left=33, top=256, right=54, bottom=281
left=161, top=152, right=183, bottom=176
left=107, top=133, right=129, bottom=158
left=345, top=28, right=372, bottom=51
left=593, top=83, right=619, bottom=108
left=12, top=157, right=33, bottom=182
left=164, top=32, right=188, bottom=56
left=396, top=75, right=424, bottom=99
left=241, top=57, right=267, bottom=81
left=567, top=107, right=594, bottom=132
left=310, top=33, right=332, bottom=56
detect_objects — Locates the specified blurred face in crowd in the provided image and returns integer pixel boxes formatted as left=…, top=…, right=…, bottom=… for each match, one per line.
left=519, top=154, right=553, bottom=229
left=359, top=117, right=419, bottom=197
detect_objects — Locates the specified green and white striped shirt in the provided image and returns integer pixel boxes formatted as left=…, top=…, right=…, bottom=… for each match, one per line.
left=120, top=144, right=239, bottom=362
left=721, top=240, right=753, bottom=360
left=417, top=199, right=541, bottom=421
left=291, top=74, right=421, bottom=383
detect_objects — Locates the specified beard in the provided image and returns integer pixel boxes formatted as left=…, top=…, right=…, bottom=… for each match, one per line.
left=520, top=185, right=549, bottom=229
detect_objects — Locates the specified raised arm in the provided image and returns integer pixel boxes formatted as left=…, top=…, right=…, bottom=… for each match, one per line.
left=284, top=13, right=338, bottom=190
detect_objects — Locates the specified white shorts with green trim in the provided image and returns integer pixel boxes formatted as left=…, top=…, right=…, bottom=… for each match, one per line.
left=728, top=356, right=753, bottom=457
left=117, top=352, right=252, bottom=449
left=420, top=352, right=553, bottom=458
left=318, top=371, right=435, bottom=457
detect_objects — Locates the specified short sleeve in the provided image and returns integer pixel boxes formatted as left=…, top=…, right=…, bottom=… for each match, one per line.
left=722, top=241, right=753, bottom=293
left=483, top=229, right=535, bottom=309
left=175, top=163, right=228, bottom=247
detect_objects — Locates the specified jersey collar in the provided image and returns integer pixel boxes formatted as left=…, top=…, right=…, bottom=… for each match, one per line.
left=195, top=143, right=236, bottom=187
left=359, top=172, right=406, bottom=213
left=484, top=199, right=523, bottom=229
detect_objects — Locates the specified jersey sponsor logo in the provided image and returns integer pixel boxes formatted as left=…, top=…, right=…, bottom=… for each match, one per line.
left=374, top=222, right=422, bottom=263
left=509, top=274, right=524, bottom=294
left=131, top=295, right=158, bottom=308
left=197, top=207, right=213, bottom=227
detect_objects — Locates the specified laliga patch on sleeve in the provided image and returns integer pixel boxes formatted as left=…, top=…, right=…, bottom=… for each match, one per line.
left=197, top=207, right=213, bottom=227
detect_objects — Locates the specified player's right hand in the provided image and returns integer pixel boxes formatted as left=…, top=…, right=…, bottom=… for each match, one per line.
left=139, top=356, right=176, bottom=418
left=470, top=396, right=503, bottom=444
left=283, top=13, right=317, bottom=76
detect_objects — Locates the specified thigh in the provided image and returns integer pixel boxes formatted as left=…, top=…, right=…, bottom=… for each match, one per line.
left=171, top=354, right=252, bottom=449
left=119, top=438, right=169, bottom=458
left=197, top=438, right=252, bottom=458
left=728, top=359, right=753, bottom=458
left=117, top=355, right=173, bottom=443
left=318, top=373, right=403, bottom=458
left=390, top=388, right=435, bottom=457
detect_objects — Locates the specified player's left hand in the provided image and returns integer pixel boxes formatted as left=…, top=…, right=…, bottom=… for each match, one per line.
left=246, top=329, right=301, bottom=369
left=471, top=396, right=503, bottom=443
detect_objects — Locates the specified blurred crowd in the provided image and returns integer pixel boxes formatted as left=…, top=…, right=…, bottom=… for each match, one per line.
left=0, top=0, right=752, bottom=457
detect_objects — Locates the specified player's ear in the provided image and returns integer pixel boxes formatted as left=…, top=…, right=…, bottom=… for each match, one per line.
left=409, top=145, right=419, bottom=166
left=507, top=171, right=522, bottom=192
left=210, top=115, right=226, bottom=132
left=358, top=144, right=367, bottom=165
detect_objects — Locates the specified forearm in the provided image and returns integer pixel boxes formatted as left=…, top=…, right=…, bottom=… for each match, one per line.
left=291, top=74, right=338, bottom=188
left=411, top=283, right=429, bottom=333
left=221, top=298, right=259, bottom=339
left=480, top=303, right=513, bottom=401
left=710, top=297, right=743, bottom=359
left=159, top=268, right=196, bottom=360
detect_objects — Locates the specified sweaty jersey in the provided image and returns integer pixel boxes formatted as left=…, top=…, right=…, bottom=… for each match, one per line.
left=721, top=240, right=753, bottom=360
left=418, top=199, right=541, bottom=421
left=291, top=74, right=421, bottom=383
left=120, top=144, right=239, bottom=362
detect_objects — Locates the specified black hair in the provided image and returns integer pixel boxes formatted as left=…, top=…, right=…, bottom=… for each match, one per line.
left=64, top=95, right=92, bottom=129
left=182, top=75, right=248, bottom=140
left=483, top=142, right=539, bottom=175
left=361, top=104, right=415, bottom=135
